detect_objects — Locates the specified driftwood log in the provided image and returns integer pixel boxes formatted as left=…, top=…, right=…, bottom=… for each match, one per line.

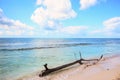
left=39, top=53, right=103, bottom=77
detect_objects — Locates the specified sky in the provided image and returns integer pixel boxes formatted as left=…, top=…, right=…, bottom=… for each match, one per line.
left=0, top=0, right=120, bottom=38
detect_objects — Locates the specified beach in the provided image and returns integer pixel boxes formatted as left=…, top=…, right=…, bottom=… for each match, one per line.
left=18, top=54, right=120, bottom=80
left=1, top=0, right=120, bottom=79
left=0, top=38, right=120, bottom=80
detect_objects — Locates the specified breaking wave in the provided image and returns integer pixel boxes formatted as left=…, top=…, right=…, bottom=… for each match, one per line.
left=0, top=43, right=91, bottom=51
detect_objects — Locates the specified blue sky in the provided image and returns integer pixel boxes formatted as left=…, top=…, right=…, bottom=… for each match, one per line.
left=0, top=0, right=120, bottom=38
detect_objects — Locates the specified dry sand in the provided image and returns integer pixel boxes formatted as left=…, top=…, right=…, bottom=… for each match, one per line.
left=17, top=54, right=120, bottom=80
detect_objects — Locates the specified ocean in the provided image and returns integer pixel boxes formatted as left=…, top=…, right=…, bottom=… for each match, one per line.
left=0, top=38, right=120, bottom=80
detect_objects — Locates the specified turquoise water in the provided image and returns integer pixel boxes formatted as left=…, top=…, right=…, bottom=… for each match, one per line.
left=0, top=38, right=120, bottom=80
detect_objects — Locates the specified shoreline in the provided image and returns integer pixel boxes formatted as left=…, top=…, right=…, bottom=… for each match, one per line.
left=17, top=53, right=120, bottom=80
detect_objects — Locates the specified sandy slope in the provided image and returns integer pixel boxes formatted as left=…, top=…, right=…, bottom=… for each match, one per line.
left=18, top=54, right=120, bottom=80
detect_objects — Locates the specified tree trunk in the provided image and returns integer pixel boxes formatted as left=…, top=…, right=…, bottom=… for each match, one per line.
left=39, top=54, right=103, bottom=77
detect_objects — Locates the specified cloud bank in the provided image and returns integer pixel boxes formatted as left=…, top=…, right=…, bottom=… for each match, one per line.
left=31, top=0, right=76, bottom=30
left=91, top=17, right=120, bottom=37
left=0, top=8, right=34, bottom=37
left=103, top=17, right=120, bottom=35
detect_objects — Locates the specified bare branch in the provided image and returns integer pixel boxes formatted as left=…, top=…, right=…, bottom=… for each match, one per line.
left=39, top=52, right=103, bottom=77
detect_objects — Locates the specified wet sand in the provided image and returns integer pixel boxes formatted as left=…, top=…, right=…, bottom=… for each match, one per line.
left=17, top=54, right=120, bottom=80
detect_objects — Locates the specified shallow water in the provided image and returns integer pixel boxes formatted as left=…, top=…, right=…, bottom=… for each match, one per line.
left=0, top=38, right=120, bottom=80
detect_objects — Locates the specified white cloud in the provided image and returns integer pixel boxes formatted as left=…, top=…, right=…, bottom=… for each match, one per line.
left=0, top=8, right=3, bottom=16
left=90, top=29, right=102, bottom=34
left=103, top=17, right=120, bottom=35
left=59, top=26, right=87, bottom=34
left=31, top=0, right=76, bottom=30
left=0, top=8, right=34, bottom=36
left=80, top=0, right=98, bottom=10
left=0, top=31, right=3, bottom=35
left=37, top=26, right=88, bottom=38
left=103, top=17, right=120, bottom=30
left=90, top=17, right=120, bottom=37
left=36, top=0, right=43, bottom=5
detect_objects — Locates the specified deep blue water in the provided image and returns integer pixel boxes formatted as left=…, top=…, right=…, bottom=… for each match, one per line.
left=0, top=38, right=120, bottom=80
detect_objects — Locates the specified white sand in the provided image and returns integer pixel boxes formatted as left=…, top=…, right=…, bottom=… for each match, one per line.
left=17, top=54, right=120, bottom=80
